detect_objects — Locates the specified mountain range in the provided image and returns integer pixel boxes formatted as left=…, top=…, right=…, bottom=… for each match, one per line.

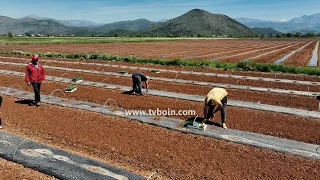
left=1, top=9, right=319, bottom=36
left=235, top=14, right=320, bottom=33
left=0, top=9, right=257, bottom=37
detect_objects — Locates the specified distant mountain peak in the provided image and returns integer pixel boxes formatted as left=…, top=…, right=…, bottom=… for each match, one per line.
left=145, top=8, right=256, bottom=36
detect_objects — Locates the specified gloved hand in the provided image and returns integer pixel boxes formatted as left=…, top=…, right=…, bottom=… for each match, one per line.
left=27, top=82, right=31, bottom=86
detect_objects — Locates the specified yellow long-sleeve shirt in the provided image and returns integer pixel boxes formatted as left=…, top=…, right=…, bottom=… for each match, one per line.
left=205, top=88, right=228, bottom=105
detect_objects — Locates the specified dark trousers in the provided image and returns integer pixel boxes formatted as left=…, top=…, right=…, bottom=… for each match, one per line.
left=31, top=82, right=41, bottom=103
left=132, top=76, right=142, bottom=94
left=205, top=96, right=227, bottom=123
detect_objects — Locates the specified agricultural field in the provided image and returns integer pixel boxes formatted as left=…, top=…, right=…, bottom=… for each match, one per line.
left=0, top=39, right=319, bottom=179
left=0, top=38, right=319, bottom=67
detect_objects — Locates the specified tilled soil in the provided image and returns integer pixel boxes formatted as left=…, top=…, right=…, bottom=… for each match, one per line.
left=0, top=74, right=319, bottom=144
left=0, top=157, right=56, bottom=180
left=1, top=59, right=320, bottom=93
left=1, top=97, right=319, bottom=179
left=283, top=41, right=317, bottom=66
left=186, top=42, right=288, bottom=61
left=1, top=64, right=317, bottom=111
left=2, top=54, right=320, bottom=82
left=220, top=43, right=295, bottom=63
left=0, top=39, right=295, bottom=61
left=254, top=41, right=310, bottom=64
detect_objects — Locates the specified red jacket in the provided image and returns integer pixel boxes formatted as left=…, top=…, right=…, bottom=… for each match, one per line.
left=25, top=63, right=45, bottom=83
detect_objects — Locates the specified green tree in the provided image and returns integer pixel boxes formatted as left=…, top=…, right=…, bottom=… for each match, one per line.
left=7, top=31, right=13, bottom=38
left=275, top=34, right=281, bottom=38
left=286, top=33, right=293, bottom=38
left=305, top=32, right=316, bottom=37
left=294, top=32, right=301, bottom=38
left=25, top=32, right=32, bottom=37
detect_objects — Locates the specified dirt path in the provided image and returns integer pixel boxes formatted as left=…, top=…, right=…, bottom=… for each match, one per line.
left=0, top=74, right=319, bottom=144
left=0, top=157, right=56, bottom=180
left=1, top=97, right=319, bottom=179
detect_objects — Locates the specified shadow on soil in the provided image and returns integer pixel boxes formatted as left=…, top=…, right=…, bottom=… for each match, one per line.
left=186, top=116, right=222, bottom=128
left=15, top=99, right=35, bottom=106
left=122, top=90, right=145, bottom=96
left=122, top=90, right=134, bottom=95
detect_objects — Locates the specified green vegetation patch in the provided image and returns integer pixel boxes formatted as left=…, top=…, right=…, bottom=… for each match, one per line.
left=65, top=86, right=77, bottom=92
left=0, top=37, right=183, bottom=45
left=72, top=76, right=82, bottom=82
left=151, top=69, right=160, bottom=73
left=0, top=50, right=319, bottom=76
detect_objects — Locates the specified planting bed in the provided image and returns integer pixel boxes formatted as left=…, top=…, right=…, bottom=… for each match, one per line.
left=0, top=64, right=318, bottom=111
left=183, top=41, right=289, bottom=60
left=0, top=39, right=312, bottom=65
left=2, top=54, right=320, bottom=82
left=218, top=42, right=297, bottom=63
left=1, top=96, right=320, bottom=179
left=0, top=39, right=320, bottom=179
left=1, top=58, right=320, bottom=93
left=0, top=157, right=56, bottom=180
left=254, top=41, right=311, bottom=64
left=282, top=41, right=317, bottom=66
left=0, top=74, right=319, bottom=145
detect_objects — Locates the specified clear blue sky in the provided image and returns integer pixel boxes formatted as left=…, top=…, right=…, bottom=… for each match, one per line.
left=2, top=0, right=320, bottom=23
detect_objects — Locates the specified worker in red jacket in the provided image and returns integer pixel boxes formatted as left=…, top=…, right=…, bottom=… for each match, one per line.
left=25, top=55, right=45, bottom=106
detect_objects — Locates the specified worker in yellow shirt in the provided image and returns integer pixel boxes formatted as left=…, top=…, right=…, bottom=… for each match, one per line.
left=204, top=88, right=228, bottom=129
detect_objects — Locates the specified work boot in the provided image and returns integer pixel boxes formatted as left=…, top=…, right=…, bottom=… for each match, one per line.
left=222, top=123, right=227, bottom=129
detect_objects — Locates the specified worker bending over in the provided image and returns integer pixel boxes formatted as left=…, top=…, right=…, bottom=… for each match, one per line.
left=204, top=88, right=228, bottom=129
left=131, top=72, right=148, bottom=95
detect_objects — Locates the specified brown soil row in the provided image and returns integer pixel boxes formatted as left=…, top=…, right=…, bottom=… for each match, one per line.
left=188, top=43, right=286, bottom=61
left=1, top=64, right=318, bottom=111
left=2, top=59, right=320, bottom=93
left=141, top=40, right=270, bottom=58
left=283, top=41, right=317, bottom=66
left=168, top=42, right=286, bottom=60
left=219, top=43, right=295, bottom=63
left=253, top=41, right=310, bottom=63
left=2, top=97, right=319, bottom=179
left=0, top=74, right=319, bottom=144
left=0, top=39, right=300, bottom=61
left=0, top=157, right=56, bottom=180
left=2, top=53, right=320, bottom=83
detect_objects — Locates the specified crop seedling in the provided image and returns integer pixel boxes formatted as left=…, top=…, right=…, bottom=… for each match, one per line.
left=151, top=69, right=160, bottom=74
left=65, top=86, right=77, bottom=93
left=72, top=76, right=82, bottom=83
left=183, top=116, right=207, bottom=131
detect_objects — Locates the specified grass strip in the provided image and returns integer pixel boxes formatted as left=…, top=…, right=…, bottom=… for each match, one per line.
left=1, top=50, right=320, bottom=76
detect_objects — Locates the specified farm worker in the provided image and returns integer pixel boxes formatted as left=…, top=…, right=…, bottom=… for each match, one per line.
left=25, top=55, right=45, bottom=106
left=131, top=72, right=149, bottom=95
left=204, top=88, right=228, bottom=129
